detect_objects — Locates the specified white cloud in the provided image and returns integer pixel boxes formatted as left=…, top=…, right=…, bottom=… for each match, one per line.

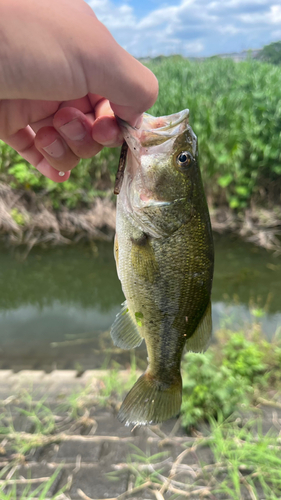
left=87, top=0, right=136, bottom=28
left=87, top=0, right=281, bottom=57
left=269, top=5, right=281, bottom=23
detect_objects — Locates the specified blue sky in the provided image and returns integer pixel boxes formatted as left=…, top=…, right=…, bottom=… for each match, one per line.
left=87, top=0, right=281, bottom=57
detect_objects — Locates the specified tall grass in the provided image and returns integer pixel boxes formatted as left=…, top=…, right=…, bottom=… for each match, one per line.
left=148, top=56, right=281, bottom=208
left=1, top=57, right=281, bottom=209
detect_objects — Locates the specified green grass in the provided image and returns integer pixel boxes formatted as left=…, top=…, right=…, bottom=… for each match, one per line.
left=1, top=322, right=281, bottom=498
left=57, top=353, right=138, bottom=418
left=16, top=393, right=56, bottom=436
left=104, top=414, right=281, bottom=499
left=209, top=416, right=281, bottom=499
left=0, top=468, right=67, bottom=500
left=98, top=353, right=138, bottom=405
left=181, top=323, right=281, bottom=427
left=148, top=56, right=281, bottom=209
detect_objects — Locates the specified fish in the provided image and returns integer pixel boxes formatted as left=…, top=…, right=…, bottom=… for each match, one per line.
left=111, top=109, right=214, bottom=426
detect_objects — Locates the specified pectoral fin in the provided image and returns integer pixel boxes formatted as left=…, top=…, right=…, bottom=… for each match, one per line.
left=131, top=234, right=158, bottom=283
left=110, top=301, right=143, bottom=349
left=185, top=301, right=212, bottom=352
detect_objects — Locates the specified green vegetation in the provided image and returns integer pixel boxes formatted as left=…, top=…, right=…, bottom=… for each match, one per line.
left=258, top=40, right=281, bottom=65
left=0, top=142, right=120, bottom=209
left=181, top=324, right=280, bottom=427
left=210, top=417, right=281, bottom=499
left=1, top=54, right=281, bottom=212
left=106, top=417, right=281, bottom=499
left=0, top=469, right=66, bottom=500
left=1, top=323, right=281, bottom=498
left=148, top=56, right=281, bottom=209
left=99, top=356, right=138, bottom=405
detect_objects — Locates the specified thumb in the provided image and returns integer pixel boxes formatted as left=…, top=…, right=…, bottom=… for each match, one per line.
left=109, top=103, right=144, bottom=128
left=84, top=21, right=158, bottom=124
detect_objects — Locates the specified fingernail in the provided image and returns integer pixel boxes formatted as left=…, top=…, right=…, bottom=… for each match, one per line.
left=43, top=139, right=65, bottom=158
left=59, top=119, right=86, bottom=141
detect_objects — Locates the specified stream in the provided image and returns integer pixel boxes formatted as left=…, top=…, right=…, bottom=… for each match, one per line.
left=0, top=234, right=280, bottom=370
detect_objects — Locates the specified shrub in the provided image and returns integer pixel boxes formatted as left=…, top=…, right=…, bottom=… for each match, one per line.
left=181, top=350, right=252, bottom=428
left=181, top=331, right=270, bottom=427
left=257, top=40, right=281, bottom=65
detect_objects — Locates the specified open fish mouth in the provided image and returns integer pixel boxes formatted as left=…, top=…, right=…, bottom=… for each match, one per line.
left=116, top=109, right=191, bottom=149
left=140, top=109, right=189, bottom=132
left=114, top=109, right=195, bottom=196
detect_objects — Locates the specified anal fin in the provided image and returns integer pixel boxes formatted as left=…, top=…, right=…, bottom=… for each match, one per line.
left=110, top=301, right=143, bottom=349
left=185, top=301, right=212, bottom=353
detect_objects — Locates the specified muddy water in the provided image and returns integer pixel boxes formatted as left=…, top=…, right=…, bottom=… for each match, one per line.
left=0, top=235, right=280, bottom=370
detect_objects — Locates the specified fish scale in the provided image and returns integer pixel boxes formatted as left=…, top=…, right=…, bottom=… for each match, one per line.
left=111, top=109, right=214, bottom=425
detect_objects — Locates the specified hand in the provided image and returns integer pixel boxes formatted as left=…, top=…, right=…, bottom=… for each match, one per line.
left=0, top=0, right=158, bottom=182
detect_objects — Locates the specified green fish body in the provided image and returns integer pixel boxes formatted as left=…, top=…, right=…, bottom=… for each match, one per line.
left=111, top=110, right=214, bottom=425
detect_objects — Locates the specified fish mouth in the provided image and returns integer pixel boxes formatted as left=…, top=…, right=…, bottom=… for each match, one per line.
left=116, top=109, right=190, bottom=148
left=139, top=109, right=189, bottom=132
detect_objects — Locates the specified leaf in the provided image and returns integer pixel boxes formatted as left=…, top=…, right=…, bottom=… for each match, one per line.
left=235, top=185, right=250, bottom=197
left=273, top=165, right=281, bottom=175
left=229, top=196, right=240, bottom=209
left=218, top=174, right=233, bottom=188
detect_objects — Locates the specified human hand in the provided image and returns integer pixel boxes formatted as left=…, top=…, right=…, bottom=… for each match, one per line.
left=0, top=0, right=158, bottom=182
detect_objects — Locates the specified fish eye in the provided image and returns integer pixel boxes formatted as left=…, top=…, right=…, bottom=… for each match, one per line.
left=176, top=151, right=194, bottom=168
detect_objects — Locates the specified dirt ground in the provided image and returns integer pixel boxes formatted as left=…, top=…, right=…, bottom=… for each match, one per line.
left=0, top=370, right=280, bottom=500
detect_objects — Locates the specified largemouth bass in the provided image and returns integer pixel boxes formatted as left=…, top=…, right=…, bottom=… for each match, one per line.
left=111, top=109, right=214, bottom=425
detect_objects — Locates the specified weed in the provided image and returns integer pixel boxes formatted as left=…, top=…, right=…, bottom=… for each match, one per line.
left=210, top=416, right=281, bottom=498
left=181, top=325, right=281, bottom=427
left=0, top=468, right=67, bottom=500
left=17, top=393, right=56, bottom=435
left=148, top=57, right=281, bottom=209
left=181, top=349, right=253, bottom=427
left=99, top=353, right=138, bottom=407
left=222, top=331, right=267, bottom=384
left=105, top=442, right=168, bottom=488
left=57, top=383, right=95, bottom=419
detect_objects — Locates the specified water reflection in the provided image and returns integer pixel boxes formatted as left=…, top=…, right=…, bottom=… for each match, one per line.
left=0, top=235, right=280, bottom=369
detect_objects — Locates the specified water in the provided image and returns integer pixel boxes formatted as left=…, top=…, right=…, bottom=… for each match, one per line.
left=0, top=235, right=280, bottom=370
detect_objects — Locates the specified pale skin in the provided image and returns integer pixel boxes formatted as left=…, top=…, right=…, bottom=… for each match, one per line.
left=0, top=0, right=158, bottom=182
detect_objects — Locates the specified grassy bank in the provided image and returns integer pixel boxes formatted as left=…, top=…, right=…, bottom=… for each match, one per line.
left=1, top=57, right=281, bottom=248
left=1, top=323, right=281, bottom=498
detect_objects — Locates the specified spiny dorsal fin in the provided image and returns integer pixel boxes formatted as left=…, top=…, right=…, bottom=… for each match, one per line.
left=110, top=301, right=143, bottom=350
left=185, top=300, right=212, bottom=353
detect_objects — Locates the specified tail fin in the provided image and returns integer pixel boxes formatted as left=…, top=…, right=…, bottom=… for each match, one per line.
left=118, top=371, right=182, bottom=426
